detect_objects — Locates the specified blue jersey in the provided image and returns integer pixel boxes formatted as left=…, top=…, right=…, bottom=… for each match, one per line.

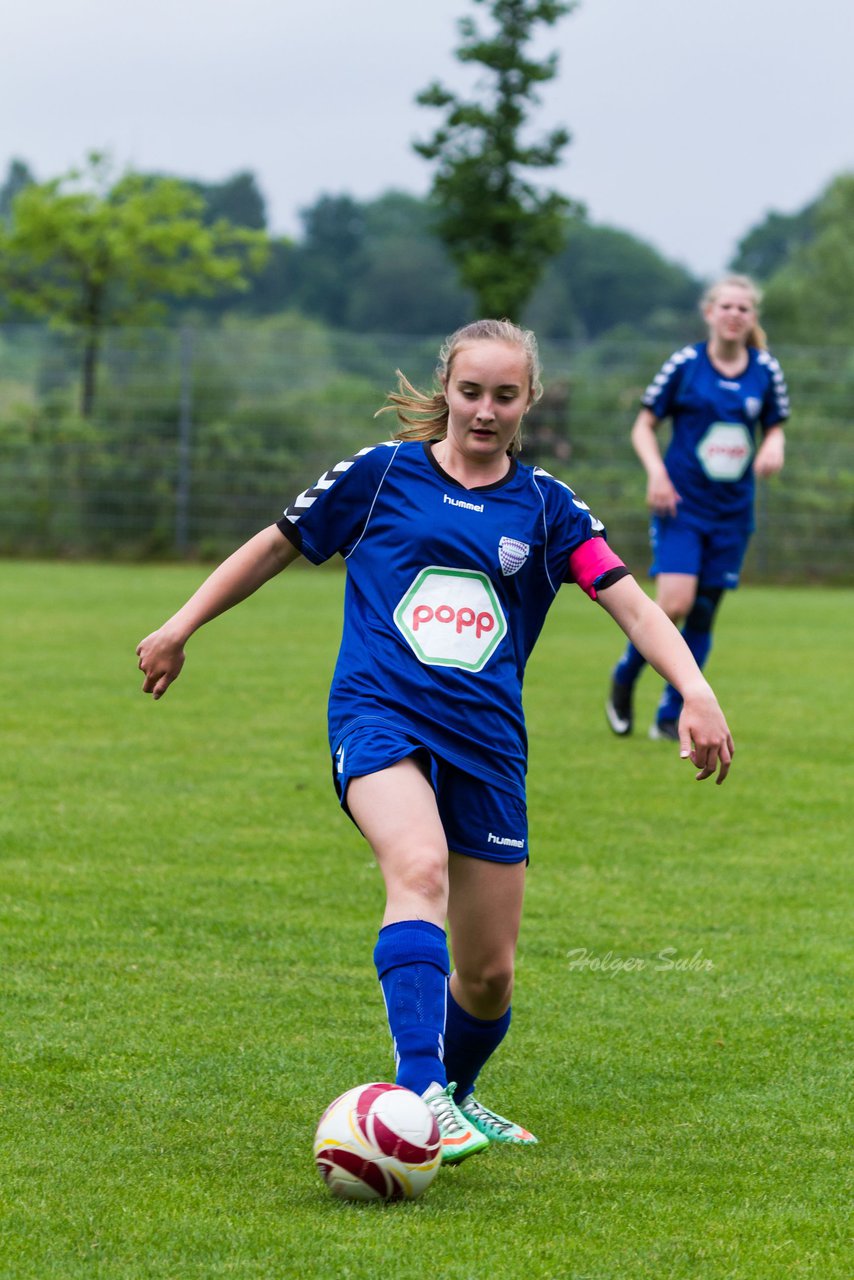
left=642, top=341, right=789, bottom=529
left=278, top=441, right=610, bottom=798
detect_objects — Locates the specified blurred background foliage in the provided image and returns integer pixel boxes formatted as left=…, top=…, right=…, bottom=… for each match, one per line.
left=0, top=155, right=852, bottom=580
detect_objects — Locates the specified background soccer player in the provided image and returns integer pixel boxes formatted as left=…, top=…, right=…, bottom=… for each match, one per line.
left=137, top=320, right=733, bottom=1165
left=606, top=275, right=790, bottom=741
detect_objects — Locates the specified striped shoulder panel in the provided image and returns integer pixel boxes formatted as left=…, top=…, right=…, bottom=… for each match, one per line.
left=641, top=344, right=698, bottom=405
left=282, top=441, right=396, bottom=524
left=756, top=350, right=791, bottom=418
left=532, top=466, right=605, bottom=533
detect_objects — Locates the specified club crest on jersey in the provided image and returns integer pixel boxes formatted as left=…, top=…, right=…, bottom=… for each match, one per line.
left=744, top=396, right=762, bottom=420
left=498, top=537, right=530, bottom=577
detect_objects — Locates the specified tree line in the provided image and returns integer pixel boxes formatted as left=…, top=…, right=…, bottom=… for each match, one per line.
left=1, top=0, right=852, bottom=427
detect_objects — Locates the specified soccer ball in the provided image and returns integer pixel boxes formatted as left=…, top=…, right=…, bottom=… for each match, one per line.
left=314, top=1081, right=441, bottom=1202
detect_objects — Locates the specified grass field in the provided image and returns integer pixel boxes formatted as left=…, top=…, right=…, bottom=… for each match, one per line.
left=1, top=560, right=851, bottom=1279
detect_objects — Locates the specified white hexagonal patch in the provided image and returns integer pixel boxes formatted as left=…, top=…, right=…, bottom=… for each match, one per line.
left=394, top=566, right=507, bottom=672
left=696, top=422, right=754, bottom=481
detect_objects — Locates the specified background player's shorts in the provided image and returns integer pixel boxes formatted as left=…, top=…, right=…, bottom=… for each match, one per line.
left=649, top=512, right=751, bottom=589
left=332, top=723, right=528, bottom=864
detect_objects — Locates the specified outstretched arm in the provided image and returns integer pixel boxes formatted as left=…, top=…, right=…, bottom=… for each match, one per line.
left=136, top=524, right=300, bottom=700
left=597, top=575, right=734, bottom=783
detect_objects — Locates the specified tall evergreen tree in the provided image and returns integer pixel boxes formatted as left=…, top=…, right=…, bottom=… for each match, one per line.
left=415, top=0, right=576, bottom=320
left=0, top=159, right=36, bottom=223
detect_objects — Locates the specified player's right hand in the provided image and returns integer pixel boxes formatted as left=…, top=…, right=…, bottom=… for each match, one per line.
left=647, top=470, right=681, bottom=517
left=678, top=692, right=734, bottom=784
left=136, top=628, right=186, bottom=700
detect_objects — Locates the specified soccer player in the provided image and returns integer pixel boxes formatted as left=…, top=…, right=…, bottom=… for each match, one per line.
left=137, top=320, right=734, bottom=1164
left=606, top=275, right=790, bottom=741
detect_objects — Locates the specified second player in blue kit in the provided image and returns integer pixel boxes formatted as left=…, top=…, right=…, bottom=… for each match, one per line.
left=137, top=320, right=734, bottom=1164
left=607, top=275, right=789, bottom=741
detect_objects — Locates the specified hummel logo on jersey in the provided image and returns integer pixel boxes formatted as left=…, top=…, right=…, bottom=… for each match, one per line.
left=444, top=493, right=484, bottom=513
left=498, top=537, right=530, bottom=576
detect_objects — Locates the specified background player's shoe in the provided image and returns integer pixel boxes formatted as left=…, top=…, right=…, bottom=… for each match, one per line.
left=422, top=1082, right=490, bottom=1164
left=648, top=719, right=679, bottom=741
left=458, top=1094, right=538, bottom=1145
left=606, top=677, right=634, bottom=735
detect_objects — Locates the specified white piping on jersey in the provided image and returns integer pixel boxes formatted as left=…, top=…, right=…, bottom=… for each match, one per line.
left=532, top=466, right=605, bottom=597
left=344, top=440, right=402, bottom=561
left=531, top=468, right=557, bottom=596
left=642, top=344, right=697, bottom=406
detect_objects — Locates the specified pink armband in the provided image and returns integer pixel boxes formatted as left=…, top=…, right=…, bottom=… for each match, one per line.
left=568, top=539, right=627, bottom=599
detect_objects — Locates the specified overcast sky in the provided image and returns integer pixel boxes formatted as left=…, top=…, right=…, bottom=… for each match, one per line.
left=5, top=0, right=852, bottom=277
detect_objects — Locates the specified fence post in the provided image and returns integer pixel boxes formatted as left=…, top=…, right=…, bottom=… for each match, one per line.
left=175, top=326, right=193, bottom=556
left=755, top=476, right=768, bottom=580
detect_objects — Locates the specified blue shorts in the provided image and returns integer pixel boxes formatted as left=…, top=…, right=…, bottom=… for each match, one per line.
left=332, top=723, right=529, bottom=864
left=649, top=513, right=750, bottom=589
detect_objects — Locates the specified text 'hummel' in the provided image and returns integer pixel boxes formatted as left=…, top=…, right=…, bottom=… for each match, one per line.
left=488, top=832, right=525, bottom=849
left=444, top=494, right=484, bottom=513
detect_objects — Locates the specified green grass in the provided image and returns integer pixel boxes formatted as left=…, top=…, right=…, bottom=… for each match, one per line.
left=1, top=561, right=851, bottom=1279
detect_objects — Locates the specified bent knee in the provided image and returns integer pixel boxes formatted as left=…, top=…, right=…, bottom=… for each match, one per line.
left=657, top=583, right=696, bottom=622
left=455, top=961, right=515, bottom=1013
left=384, top=851, right=448, bottom=909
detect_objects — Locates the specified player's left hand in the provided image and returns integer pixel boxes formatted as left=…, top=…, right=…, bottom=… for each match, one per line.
left=136, top=627, right=186, bottom=700
left=753, top=429, right=785, bottom=478
left=678, top=692, right=734, bottom=784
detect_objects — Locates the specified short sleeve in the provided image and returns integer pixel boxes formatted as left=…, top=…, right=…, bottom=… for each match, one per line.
left=531, top=466, right=621, bottom=592
left=277, top=442, right=400, bottom=564
left=757, top=351, right=791, bottom=427
left=641, top=345, right=697, bottom=419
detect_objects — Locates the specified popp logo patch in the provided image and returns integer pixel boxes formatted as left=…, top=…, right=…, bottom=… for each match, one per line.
left=394, top=567, right=507, bottom=672
left=696, top=422, right=753, bottom=481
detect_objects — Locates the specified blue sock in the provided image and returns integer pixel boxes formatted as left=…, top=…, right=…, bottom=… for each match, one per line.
left=442, top=989, right=511, bottom=1103
left=373, top=920, right=449, bottom=1096
left=613, top=641, right=646, bottom=688
left=657, top=625, right=714, bottom=723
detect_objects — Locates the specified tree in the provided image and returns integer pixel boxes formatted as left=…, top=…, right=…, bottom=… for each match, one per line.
left=293, top=194, right=368, bottom=326
left=0, top=153, right=269, bottom=414
left=350, top=191, right=471, bottom=333
left=0, top=159, right=36, bottom=223
left=415, top=0, right=576, bottom=320
left=526, top=215, right=700, bottom=339
left=729, top=202, right=819, bottom=281
left=762, top=174, right=854, bottom=343
left=190, top=170, right=268, bottom=230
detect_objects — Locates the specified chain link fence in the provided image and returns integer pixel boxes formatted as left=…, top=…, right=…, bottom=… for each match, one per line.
left=0, top=322, right=851, bottom=581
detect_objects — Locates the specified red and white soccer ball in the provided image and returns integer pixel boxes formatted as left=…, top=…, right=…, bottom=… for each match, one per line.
left=314, top=1082, right=441, bottom=1202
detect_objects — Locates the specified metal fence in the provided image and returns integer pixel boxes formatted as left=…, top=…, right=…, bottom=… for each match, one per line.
left=0, top=322, right=852, bottom=581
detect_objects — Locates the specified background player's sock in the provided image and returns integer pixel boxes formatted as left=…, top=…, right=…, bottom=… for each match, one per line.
left=657, top=624, right=714, bottom=724
left=613, top=641, right=646, bottom=688
left=442, top=988, right=511, bottom=1101
left=373, top=920, right=449, bottom=1095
